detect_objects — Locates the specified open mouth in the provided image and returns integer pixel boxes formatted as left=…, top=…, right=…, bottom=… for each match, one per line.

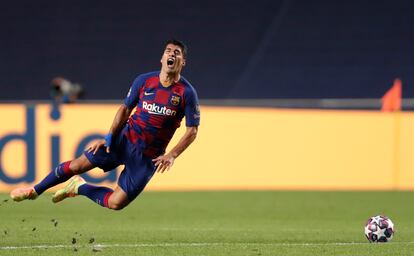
left=167, top=58, right=175, bottom=67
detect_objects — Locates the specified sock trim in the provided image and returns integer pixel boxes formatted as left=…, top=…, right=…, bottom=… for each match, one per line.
left=103, top=191, right=113, bottom=208
left=62, top=161, right=72, bottom=175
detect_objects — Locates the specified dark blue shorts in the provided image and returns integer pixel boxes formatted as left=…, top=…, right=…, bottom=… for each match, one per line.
left=84, top=134, right=156, bottom=201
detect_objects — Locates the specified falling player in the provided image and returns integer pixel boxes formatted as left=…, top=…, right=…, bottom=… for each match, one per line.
left=10, top=39, right=200, bottom=210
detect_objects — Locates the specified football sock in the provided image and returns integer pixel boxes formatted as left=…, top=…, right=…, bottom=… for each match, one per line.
left=34, top=161, right=74, bottom=195
left=78, top=184, right=113, bottom=208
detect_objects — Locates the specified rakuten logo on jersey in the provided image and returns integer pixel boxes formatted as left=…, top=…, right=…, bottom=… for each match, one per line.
left=142, top=101, right=177, bottom=116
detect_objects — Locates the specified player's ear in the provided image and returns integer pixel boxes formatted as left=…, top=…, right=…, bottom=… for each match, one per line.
left=182, top=58, right=186, bottom=66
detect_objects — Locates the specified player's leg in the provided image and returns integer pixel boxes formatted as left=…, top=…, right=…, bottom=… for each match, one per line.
left=52, top=175, right=116, bottom=206
left=53, top=142, right=154, bottom=210
left=72, top=153, right=155, bottom=210
left=10, top=154, right=94, bottom=201
left=61, top=169, right=131, bottom=209
left=77, top=185, right=130, bottom=210
left=104, top=153, right=156, bottom=210
left=54, top=179, right=129, bottom=209
left=107, top=186, right=130, bottom=210
left=53, top=175, right=129, bottom=209
left=35, top=154, right=93, bottom=194
left=52, top=144, right=122, bottom=205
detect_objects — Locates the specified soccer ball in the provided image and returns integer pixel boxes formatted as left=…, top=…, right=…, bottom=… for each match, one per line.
left=364, top=215, right=395, bottom=242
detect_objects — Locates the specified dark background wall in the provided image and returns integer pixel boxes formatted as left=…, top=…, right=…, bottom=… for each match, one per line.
left=0, top=0, right=413, bottom=100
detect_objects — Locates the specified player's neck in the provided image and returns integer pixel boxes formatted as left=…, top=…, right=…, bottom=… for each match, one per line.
left=159, top=71, right=180, bottom=87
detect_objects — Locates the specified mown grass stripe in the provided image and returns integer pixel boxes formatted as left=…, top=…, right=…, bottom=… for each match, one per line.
left=1, top=241, right=414, bottom=250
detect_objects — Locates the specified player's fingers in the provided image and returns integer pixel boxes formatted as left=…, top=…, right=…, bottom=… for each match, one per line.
left=160, top=165, right=167, bottom=173
left=155, top=163, right=161, bottom=172
left=160, top=162, right=168, bottom=173
left=164, top=164, right=170, bottom=172
left=106, top=147, right=110, bottom=153
left=156, top=164, right=163, bottom=173
left=92, top=144, right=101, bottom=155
left=161, top=163, right=169, bottom=173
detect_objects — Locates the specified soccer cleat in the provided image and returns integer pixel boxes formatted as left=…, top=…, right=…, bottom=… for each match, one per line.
left=10, top=187, right=38, bottom=202
left=52, top=176, right=86, bottom=203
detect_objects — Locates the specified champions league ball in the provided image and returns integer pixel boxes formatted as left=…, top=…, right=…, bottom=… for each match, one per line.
left=364, top=215, right=395, bottom=242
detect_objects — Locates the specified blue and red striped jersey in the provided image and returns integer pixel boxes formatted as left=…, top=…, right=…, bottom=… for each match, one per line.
left=123, top=71, right=200, bottom=158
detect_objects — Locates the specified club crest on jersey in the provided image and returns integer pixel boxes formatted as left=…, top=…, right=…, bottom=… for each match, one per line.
left=170, top=95, right=181, bottom=106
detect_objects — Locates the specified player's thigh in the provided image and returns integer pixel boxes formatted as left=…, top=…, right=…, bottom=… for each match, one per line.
left=117, top=159, right=156, bottom=203
left=83, top=145, right=122, bottom=173
left=69, top=154, right=95, bottom=174
left=108, top=186, right=130, bottom=210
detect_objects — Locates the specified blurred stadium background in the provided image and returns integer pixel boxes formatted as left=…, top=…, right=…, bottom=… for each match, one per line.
left=1, top=0, right=414, bottom=190
left=2, top=0, right=414, bottom=102
left=1, top=1, right=414, bottom=255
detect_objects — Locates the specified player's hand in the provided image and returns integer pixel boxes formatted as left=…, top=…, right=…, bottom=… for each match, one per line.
left=87, top=139, right=107, bottom=155
left=152, top=154, right=175, bottom=173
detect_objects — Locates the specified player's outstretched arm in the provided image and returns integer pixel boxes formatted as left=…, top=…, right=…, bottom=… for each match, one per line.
left=88, top=104, right=133, bottom=154
left=107, top=104, right=133, bottom=137
left=152, top=126, right=198, bottom=173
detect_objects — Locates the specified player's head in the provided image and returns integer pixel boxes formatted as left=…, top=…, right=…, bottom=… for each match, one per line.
left=160, top=39, right=187, bottom=75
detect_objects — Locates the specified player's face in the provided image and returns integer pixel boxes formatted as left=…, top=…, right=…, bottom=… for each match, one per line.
left=160, top=44, right=186, bottom=74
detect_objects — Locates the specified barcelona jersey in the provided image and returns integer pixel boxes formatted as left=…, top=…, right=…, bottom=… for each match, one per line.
left=123, top=71, right=200, bottom=158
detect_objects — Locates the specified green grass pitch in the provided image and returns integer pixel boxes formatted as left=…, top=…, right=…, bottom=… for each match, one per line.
left=0, top=191, right=413, bottom=255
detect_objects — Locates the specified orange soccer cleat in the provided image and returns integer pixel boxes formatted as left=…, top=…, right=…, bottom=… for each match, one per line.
left=52, top=176, right=86, bottom=203
left=10, top=187, right=38, bottom=202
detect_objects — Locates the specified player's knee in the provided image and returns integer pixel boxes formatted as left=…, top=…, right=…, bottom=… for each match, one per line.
left=107, top=196, right=128, bottom=211
left=108, top=201, right=125, bottom=211
left=69, top=156, right=92, bottom=174
left=68, top=161, right=81, bottom=174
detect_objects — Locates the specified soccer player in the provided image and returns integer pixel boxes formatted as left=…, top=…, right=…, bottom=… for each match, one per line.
left=10, top=39, right=200, bottom=210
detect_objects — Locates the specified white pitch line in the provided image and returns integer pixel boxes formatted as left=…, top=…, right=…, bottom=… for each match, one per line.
left=1, top=241, right=414, bottom=250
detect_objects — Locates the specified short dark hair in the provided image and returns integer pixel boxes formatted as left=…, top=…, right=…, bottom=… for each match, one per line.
left=164, top=39, right=188, bottom=58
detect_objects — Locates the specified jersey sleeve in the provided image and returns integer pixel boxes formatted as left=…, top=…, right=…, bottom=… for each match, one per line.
left=124, top=75, right=146, bottom=108
left=184, top=87, right=200, bottom=127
